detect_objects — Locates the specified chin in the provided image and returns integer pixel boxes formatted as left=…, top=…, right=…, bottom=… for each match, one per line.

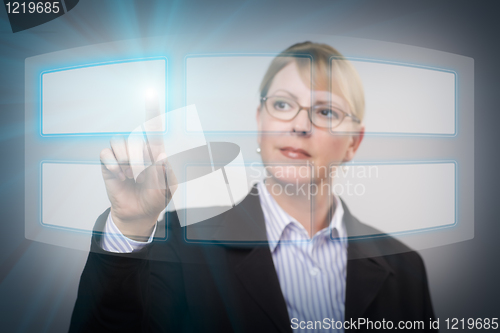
left=265, top=165, right=314, bottom=186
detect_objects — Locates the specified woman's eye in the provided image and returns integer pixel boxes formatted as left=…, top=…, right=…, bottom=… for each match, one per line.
left=274, top=101, right=291, bottom=111
left=317, top=108, right=340, bottom=119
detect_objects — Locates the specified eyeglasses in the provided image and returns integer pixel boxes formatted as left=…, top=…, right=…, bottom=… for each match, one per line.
left=261, top=95, right=361, bottom=129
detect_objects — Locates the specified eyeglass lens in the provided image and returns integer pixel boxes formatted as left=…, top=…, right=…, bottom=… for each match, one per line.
left=265, top=96, right=344, bottom=129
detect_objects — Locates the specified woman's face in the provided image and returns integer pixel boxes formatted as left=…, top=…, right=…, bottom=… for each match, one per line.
left=256, top=62, right=364, bottom=186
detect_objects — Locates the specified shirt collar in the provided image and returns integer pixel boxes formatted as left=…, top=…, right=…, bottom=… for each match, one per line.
left=257, top=181, right=346, bottom=252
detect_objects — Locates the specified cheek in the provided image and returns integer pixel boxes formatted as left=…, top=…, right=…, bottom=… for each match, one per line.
left=310, top=135, right=349, bottom=180
left=313, top=134, right=350, bottom=165
left=259, top=111, right=288, bottom=132
left=258, top=115, right=287, bottom=153
left=259, top=135, right=276, bottom=163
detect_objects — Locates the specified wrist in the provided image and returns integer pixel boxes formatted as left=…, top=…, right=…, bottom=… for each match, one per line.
left=110, top=209, right=158, bottom=241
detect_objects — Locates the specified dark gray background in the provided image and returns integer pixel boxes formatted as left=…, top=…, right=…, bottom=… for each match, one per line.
left=0, top=0, right=498, bottom=331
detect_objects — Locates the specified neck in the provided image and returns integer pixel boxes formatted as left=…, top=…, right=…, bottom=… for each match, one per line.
left=264, top=177, right=335, bottom=237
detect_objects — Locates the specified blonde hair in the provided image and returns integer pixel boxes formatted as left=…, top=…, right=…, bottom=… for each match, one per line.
left=259, top=41, right=365, bottom=122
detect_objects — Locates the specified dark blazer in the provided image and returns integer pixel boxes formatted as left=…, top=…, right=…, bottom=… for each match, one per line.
left=70, top=186, right=436, bottom=332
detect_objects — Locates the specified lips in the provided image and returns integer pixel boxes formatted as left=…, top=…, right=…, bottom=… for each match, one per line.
left=279, top=147, right=311, bottom=159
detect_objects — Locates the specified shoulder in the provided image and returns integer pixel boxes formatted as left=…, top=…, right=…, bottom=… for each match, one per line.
left=342, top=203, right=426, bottom=273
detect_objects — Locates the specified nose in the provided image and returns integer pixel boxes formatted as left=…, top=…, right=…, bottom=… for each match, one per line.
left=291, top=108, right=312, bottom=136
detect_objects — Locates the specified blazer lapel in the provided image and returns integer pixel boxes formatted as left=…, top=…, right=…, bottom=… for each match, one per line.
left=232, top=246, right=292, bottom=333
left=191, top=188, right=392, bottom=330
left=214, top=187, right=292, bottom=333
left=342, top=201, right=393, bottom=320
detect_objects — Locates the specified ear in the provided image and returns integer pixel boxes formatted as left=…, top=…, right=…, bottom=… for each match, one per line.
left=342, top=124, right=365, bottom=163
left=256, top=105, right=262, bottom=145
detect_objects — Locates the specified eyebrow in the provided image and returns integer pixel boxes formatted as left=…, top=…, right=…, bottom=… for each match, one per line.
left=311, top=92, right=337, bottom=105
left=272, top=89, right=299, bottom=100
left=271, top=89, right=346, bottom=110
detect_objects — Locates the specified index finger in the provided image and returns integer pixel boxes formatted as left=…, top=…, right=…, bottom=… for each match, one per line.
left=143, top=89, right=166, bottom=162
left=144, top=89, right=164, bottom=133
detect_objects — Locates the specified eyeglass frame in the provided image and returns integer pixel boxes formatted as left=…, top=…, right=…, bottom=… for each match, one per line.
left=260, top=95, right=361, bottom=129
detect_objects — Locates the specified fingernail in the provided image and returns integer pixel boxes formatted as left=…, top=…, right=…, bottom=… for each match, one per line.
left=126, top=168, right=134, bottom=178
left=118, top=172, right=126, bottom=181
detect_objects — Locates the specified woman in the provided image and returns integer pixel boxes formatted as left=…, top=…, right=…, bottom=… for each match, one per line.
left=70, top=42, right=436, bottom=332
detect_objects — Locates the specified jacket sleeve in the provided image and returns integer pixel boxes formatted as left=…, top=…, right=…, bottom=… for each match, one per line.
left=68, top=209, right=189, bottom=333
left=419, top=254, right=437, bottom=330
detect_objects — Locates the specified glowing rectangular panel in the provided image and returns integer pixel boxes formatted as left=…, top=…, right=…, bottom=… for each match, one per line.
left=337, top=162, right=456, bottom=235
left=41, top=163, right=109, bottom=231
left=41, top=58, right=166, bottom=135
left=350, top=60, right=456, bottom=135
left=186, top=55, right=455, bottom=135
left=186, top=56, right=274, bottom=133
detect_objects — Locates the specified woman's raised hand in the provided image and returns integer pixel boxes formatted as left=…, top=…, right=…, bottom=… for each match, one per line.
left=100, top=96, right=177, bottom=241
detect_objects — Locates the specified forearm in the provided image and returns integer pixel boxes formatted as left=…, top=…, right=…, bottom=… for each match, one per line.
left=70, top=251, right=150, bottom=332
left=69, top=209, right=151, bottom=332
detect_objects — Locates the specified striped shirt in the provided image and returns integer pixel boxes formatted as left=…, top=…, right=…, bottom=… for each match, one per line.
left=101, top=214, right=156, bottom=253
left=257, top=181, right=348, bottom=333
left=102, top=181, right=348, bottom=332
